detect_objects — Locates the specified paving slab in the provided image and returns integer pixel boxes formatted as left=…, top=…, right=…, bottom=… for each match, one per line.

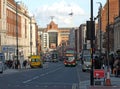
left=87, top=86, right=120, bottom=89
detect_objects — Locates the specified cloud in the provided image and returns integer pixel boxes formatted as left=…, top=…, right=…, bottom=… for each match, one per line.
left=34, top=0, right=86, bottom=27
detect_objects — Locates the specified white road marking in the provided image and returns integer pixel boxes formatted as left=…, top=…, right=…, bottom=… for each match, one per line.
left=22, top=66, right=63, bottom=84
left=72, top=83, right=77, bottom=89
left=33, top=76, right=39, bottom=79
left=23, top=76, right=39, bottom=84
left=23, top=79, right=32, bottom=83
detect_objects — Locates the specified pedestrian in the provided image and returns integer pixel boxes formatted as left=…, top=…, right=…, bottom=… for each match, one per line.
left=12, top=59, right=15, bottom=69
left=23, top=60, right=27, bottom=69
left=94, top=56, right=101, bottom=69
left=100, top=56, right=105, bottom=69
left=110, top=54, right=115, bottom=74
left=15, top=60, right=17, bottom=69
left=15, top=60, right=20, bottom=69
left=113, top=57, right=120, bottom=76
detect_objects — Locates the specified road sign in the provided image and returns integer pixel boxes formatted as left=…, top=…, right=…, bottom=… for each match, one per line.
left=2, top=47, right=8, bottom=51
left=94, top=69, right=105, bottom=78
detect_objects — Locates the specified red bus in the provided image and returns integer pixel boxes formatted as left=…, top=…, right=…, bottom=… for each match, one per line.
left=64, top=48, right=77, bottom=67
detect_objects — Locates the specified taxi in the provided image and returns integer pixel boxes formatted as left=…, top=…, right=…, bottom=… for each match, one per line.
left=30, top=55, right=43, bottom=68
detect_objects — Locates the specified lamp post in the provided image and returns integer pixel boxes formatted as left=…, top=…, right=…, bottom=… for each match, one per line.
left=90, top=0, right=94, bottom=86
left=16, top=1, right=20, bottom=69
left=30, top=17, right=32, bottom=55
left=107, top=0, right=110, bottom=68
left=105, top=0, right=112, bottom=86
left=97, top=2, right=102, bottom=57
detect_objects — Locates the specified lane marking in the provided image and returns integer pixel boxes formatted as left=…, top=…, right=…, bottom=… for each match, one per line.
left=23, top=76, right=39, bottom=84
left=23, top=79, right=32, bottom=83
left=33, top=76, right=39, bottom=79
left=72, top=83, right=77, bottom=89
left=22, top=66, right=64, bottom=84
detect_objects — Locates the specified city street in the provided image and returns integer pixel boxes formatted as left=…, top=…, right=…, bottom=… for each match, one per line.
left=0, top=61, right=90, bottom=89
left=0, top=0, right=120, bottom=89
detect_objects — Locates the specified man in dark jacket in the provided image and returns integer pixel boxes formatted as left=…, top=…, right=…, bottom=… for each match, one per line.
left=23, top=60, right=27, bottom=68
left=94, top=56, right=101, bottom=69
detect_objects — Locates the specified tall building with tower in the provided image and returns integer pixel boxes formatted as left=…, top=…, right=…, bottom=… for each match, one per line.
left=39, top=20, right=71, bottom=53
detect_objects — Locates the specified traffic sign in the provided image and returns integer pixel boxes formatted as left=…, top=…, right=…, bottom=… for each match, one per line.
left=2, top=47, right=8, bottom=51
left=94, top=69, right=105, bottom=78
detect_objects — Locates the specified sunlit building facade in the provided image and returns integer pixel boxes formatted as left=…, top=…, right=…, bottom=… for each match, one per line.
left=39, top=21, right=71, bottom=53
left=0, top=0, right=38, bottom=63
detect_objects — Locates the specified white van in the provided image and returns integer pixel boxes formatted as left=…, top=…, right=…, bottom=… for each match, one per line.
left=82, top=55, right=91, bottom=72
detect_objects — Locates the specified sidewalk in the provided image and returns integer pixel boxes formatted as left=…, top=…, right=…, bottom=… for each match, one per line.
left=87, top=86, right=120, bottom=89
left=2, top=65, right=31, bottom=75
left=79, top=75, right=120, bottom=89
left=3, top=68, right=19, bottom=74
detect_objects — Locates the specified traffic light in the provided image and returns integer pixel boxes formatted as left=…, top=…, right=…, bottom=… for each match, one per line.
left=86, top=21, right=95, bottom=40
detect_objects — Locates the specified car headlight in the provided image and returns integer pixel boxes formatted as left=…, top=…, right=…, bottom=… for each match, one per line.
left=86, top=65, right=89, bottom=67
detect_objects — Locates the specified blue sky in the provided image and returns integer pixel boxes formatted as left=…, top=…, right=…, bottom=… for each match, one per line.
left=15, top=0, right=106, bottom=28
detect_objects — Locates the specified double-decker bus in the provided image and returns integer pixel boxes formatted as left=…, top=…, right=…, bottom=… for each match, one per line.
left=64, top=48, right=77, bottom=67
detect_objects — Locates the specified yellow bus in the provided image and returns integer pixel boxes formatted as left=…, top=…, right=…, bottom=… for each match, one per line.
left=30, top=55, right=43, bottom=68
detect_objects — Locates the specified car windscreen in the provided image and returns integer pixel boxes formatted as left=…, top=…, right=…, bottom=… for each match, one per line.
left=66, top=56, right=75, bottom=62
left=83, top=56, right=91, bottom=62
left=31, top=59, right=39, bottom=62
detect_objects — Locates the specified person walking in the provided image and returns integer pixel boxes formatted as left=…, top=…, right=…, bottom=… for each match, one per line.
left=94, top=56, right=101, bottom=69
left=113, top=57, right=120, bottom=76
left=23, top=60, right=27, bottom=69
left=110, top=54, right=115, bottom=74
left=15, top=60, right=20, bottom=69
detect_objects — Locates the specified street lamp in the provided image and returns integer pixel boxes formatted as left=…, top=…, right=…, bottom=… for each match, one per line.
left=105, top=0, right=112, bottom=86
left=107, top=0, right=110, bottom=68
left=16, top=1, right=21, bottom=69
left=30, top=17, right=32, bottom=55
left=97, top=2, right=102, bottom=57
left=90, top=0, right=94, bottom=86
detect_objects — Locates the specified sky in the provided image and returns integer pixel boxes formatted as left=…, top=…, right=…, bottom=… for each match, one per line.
left=15, top=0, right=106, bottom=28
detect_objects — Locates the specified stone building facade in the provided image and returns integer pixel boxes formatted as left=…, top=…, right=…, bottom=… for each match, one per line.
left=0, top=0, right=38, bottom=63
left=114, top=16, right=120, bottom=52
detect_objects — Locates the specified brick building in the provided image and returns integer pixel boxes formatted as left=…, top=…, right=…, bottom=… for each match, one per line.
left=101, top=0, right=119, bottom=32
left=101, top=0, right=120, bottom=53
